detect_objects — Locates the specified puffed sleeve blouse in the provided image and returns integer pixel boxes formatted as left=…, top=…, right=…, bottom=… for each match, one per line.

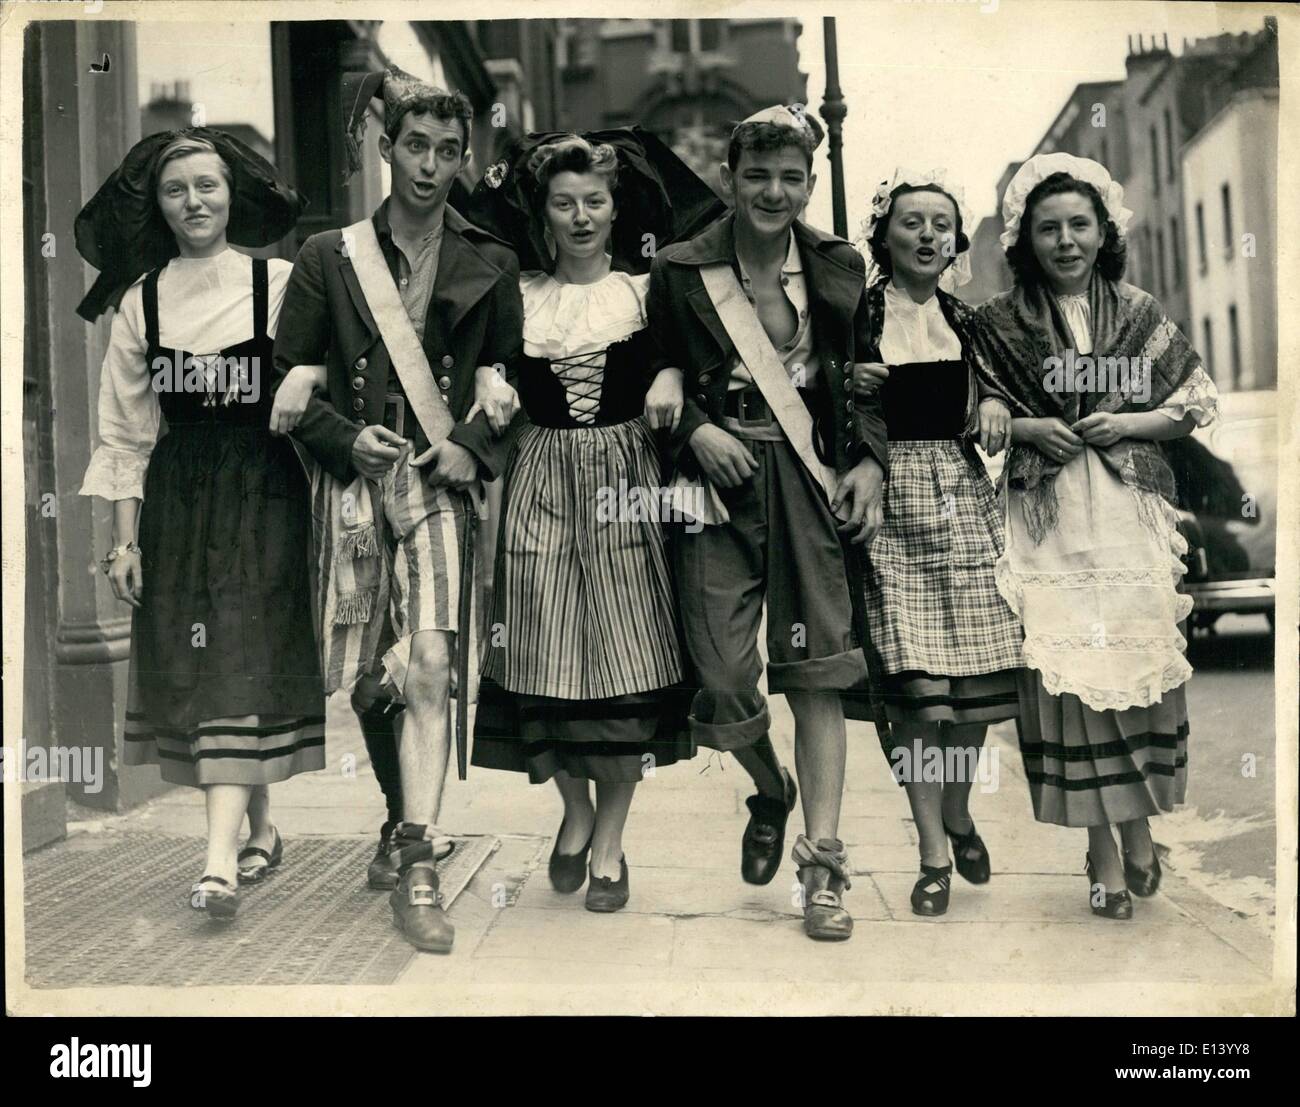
left=79, top=249, right=293, bottom=502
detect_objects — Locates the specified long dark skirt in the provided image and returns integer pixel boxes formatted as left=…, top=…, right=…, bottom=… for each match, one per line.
left=124, top=423, right=325, bottom=786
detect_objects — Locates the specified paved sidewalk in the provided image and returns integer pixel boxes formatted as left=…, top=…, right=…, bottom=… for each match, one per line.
left=49, top=687, right=1283, bottom=1016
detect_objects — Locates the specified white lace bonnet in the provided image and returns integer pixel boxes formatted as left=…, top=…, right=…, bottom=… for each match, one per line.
left=998, top=152, right=1134, bottom=252
left=856, top=168, right=972, bottom=290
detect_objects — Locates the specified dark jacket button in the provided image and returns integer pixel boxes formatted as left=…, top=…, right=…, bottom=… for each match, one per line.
left=354, top=417, right=366, bottom=427
left=352, top=397, right=365, bottom=412
left=843, top=378, right=852, bottom=392
left=696, top=393, right=707, bottom=403
left=438, top=375, right=452, bottom=389
left=846, top=399, right=854, bottom=412
left=699, top=372, right=712, bottom=385
left=441, top=355, right=454, bottom=368
left=355, top=357, right=367, bottom=371
left=352, top=376, right=365, bottom=391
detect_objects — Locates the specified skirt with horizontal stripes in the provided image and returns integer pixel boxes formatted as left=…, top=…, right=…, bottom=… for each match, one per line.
left=473, top=679, right=694, bottom=783
left=1013, top=667, right=1188, bottom=827
left=474, top=417, right=690, bottom=781
left=124, top=709, right=326, bottom=787
left=880, top=668, right=1020, bottom=729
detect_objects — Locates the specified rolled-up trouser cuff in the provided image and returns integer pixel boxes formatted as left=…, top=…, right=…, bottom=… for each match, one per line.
left=690, top=700, right=771, bottom=752
left=767, top=647, right=868, bottom=695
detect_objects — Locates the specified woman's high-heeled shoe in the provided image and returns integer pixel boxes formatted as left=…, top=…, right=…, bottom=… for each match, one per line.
left=1123, top=848, right=1162, bottom=897
left=548, top=817, right=594, bottom=894
left=943, top=818, right=991, bottom=884
left=1085, top=853, right=1133, bottom=920
left=910, top=863, right=952, bottom=916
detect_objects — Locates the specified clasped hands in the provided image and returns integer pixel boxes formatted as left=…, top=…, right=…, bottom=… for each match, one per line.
left=351, top=364, right=521, bottom=487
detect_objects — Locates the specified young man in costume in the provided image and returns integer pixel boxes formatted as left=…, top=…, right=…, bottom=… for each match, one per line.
left=645, top=105, right=888, bottom=941
left=272, top=66, right=523, bottom=953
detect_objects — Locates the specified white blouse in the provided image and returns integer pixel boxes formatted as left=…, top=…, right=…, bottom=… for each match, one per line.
left=878, top=280, right=962, bottom=364
left=520, top=269, right=648, bottom=360
left=79, top=250, right=293, bottom=502
left=521, top=269, right=649, bottom=425
left=1055, top=291, right=1220, bottom=427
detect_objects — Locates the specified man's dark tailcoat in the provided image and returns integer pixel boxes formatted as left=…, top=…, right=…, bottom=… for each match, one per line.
left=272, top=202, right=524, bottom=481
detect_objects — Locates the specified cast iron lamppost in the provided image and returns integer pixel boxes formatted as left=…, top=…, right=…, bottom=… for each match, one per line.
left=820, top=15, right=848, bottom=239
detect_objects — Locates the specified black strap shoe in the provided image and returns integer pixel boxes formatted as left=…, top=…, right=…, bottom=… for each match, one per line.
left=1123, top=847, right=1162, bottom=897
left=943, top=817, right=991, bottom=885
left=910, top=863, right=952, bottom=917
left=1086, top=853, right=1134, bottom=920
left=741, top=768, right=797, bottom=886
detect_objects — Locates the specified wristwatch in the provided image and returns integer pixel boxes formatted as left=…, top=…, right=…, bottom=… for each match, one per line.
left=100, top=542, right=141, bottom=574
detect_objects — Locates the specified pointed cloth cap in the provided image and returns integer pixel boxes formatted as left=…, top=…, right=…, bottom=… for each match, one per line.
left=341, top=64, right=473, bottom=178
left=733, top=103, right=824, bottom=151
left=74, top=126, right=304, bottom=321
left=462, top=126, right=727, bottom=275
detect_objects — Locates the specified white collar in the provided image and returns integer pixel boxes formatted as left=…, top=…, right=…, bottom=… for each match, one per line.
left=884, top=279, right=941, bottom=311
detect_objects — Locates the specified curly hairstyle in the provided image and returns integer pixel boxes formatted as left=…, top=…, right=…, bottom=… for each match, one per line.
left=727, top=118, right=821, bottom=172
left=866, top=184, right=969, bottom=279
left=385, top=91, right=475, bottom=151
left=1004, top=171, right=1127, bottom=287
left=525, top=135, right=620, bottom=204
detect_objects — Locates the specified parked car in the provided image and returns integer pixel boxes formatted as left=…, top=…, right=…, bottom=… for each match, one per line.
left=1165, top=389, right=1276, bottom=634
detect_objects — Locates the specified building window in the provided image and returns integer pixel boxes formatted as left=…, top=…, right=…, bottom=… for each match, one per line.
left=1155, top=227, right=1166, bottom=296
left=1164, top=107, right=1175, bottom=183
left=668, top=19, right=723, bottom=54
left=1170, top=215, right=1182, bottom=287
left=1220, top=183, right=1233, bottom=260
left=1149, top=126, right=1160, bottom=195
left=1195, top=201, right=1207, bottom=274
left=1228, top=304, right=1241, bottom=388
left=1202, top=316, right=1215, bottom=379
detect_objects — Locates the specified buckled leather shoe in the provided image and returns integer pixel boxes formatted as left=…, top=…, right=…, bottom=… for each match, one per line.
left=741, top=768, right=797, bottom=885
left=390, top=862, right=455, bottom=952
left=367, top=821, right=400, bottom=891
left=794, top=844, right=853, bottom=941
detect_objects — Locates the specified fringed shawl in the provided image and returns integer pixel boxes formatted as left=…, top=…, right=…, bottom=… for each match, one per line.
left=973, top=277, right=1202, bottom=542
left=301, top=458, right=391, bottom=696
